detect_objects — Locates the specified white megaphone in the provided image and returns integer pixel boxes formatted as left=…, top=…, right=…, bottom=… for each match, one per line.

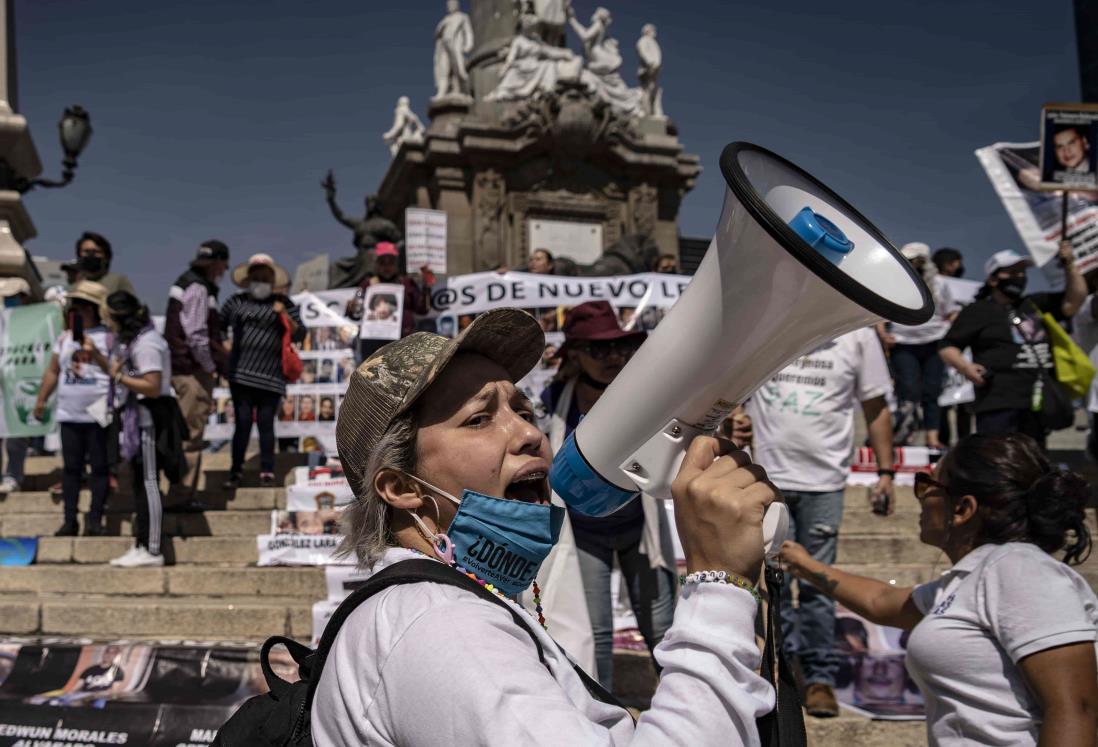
left=550, top=142, right=933, bottom=558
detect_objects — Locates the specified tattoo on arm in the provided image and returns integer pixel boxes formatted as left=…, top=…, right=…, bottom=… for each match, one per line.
left=806, top=569, right=838, bottom=595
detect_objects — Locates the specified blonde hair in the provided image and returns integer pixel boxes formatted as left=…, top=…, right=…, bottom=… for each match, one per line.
left=337, top=411, right=419, bottom=569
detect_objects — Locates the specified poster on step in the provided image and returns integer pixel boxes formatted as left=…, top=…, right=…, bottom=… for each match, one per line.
left=256, top=509, right=350, bottom=566
left=834, top=606, right=925, bottom=720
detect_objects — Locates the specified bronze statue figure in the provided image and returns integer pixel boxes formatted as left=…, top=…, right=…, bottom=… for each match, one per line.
left=322, top=170, right=404, bottom=288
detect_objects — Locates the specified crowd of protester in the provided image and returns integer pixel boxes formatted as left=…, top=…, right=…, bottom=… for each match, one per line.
left=1, top=231, right=1096, bottom=744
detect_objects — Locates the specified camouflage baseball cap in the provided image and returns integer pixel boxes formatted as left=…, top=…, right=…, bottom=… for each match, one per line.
left=337, top=308, right=545, bottom=498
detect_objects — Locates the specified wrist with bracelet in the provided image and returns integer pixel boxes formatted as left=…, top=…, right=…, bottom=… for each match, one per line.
left=680, top=569, right=762, bottom=605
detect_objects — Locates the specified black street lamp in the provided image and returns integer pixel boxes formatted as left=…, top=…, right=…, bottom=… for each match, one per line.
left=22, top=105, right=92, bottom=192
left=0, top=105, right=92, bottom=193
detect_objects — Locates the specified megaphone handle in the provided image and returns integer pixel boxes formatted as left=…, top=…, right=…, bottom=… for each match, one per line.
left=762, top=502, right=790, bottom=561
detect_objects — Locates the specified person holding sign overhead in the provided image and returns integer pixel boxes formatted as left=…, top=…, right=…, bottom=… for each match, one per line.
left=348, top=242, right=433, bottom=360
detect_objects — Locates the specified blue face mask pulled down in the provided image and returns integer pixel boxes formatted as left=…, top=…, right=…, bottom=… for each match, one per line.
left=407, top=475, right=564, bottom=597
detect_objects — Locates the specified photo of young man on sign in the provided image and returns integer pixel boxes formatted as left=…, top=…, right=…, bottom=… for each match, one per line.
left=1039, top=104, right=1098, bottom=189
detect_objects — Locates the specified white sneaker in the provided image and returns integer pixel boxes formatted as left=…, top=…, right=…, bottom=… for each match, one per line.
left=109, top=546, right=140, bottom=566
left=0, top=476, right=18, bottom=493
left=112, top=546, right=164, bottom=567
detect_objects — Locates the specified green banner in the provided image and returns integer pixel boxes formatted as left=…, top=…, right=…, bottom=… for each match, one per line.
left=0, top=303, right=63, bottom=437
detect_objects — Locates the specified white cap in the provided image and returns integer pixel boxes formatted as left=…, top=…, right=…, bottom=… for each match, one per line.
left=900, top=242, right=931, bottom=261
left=983, top=250, right=1033, bottom=277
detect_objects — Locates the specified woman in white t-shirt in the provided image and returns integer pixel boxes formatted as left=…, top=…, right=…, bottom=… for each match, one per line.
left=781, top=432, right=1097, bottom=746
left=308, top=308, right=779, bottom=746
left=876, top=242, right=957, bottom=450
left=33, top=280, right=113, bottom=537
left=84, top=291, right=174, bottom=568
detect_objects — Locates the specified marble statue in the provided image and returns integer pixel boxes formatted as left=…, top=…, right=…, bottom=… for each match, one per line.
left=567, top=6, right=644, bottom=117
left=433, top=0, right=474, bottom=98
left=321, top=173, right=404, bottom=288
left=636, top=24, right=664, bottom=118
left=513, top=0, right=568, bottom=46
left=485, top=12, right=581, bottom=102
left=382, top=96, right=426, bottom=156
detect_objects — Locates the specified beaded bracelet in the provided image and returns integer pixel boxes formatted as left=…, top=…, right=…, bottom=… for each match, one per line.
left=680, top=570, right=762, bottom=605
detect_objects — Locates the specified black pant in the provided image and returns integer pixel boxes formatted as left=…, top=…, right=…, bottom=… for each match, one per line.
left=975, top=408, right=1046, bottom=449
left=60, top=422, right=110, bottom=525
left=230, top=383, right=280, bottom=474
left=938, top=402, right=975, bottom=446
left=133, top=422, right=163, bottom=554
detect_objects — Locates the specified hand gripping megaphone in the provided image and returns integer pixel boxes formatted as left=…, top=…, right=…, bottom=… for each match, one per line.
left=549, top=142, right=933, bottom=557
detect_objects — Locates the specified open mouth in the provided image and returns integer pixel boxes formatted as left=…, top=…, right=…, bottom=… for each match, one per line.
left=505, top=471, right=550, bottom=505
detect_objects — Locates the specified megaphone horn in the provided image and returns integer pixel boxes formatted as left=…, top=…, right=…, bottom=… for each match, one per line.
left=550, top=142, right=933, bottom=555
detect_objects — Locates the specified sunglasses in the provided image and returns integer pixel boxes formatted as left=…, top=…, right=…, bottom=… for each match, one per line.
left=574, top=339, right=641, bottom=360
left=914, top=472, right=953, bottom=501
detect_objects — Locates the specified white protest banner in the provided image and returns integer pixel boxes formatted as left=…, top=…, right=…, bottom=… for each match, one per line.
left=359, top=283, right=404, bottom=341
left=405, top=207, right=448, bottom=274
left=834, top=605, right=925, bottom=720
left=976, top=141, right=1098, bottom=276
left=1039, top=104, right=1098, bottom=191
left=937, top=276, right=981, bottom=309
left=286, top=465, right=354, bottom=512
left=256, top=509, right=349, bottom=566
left=935, top=276, right=980, bottom=408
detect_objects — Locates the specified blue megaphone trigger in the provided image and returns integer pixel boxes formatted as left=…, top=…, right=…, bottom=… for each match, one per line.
left=550, top=432, right=640, bottom=517
left=787, top=206, right=854, bottom=263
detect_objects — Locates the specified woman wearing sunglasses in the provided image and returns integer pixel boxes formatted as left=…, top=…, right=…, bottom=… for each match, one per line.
left=780, top=432, right=1097, bottom=746
left=536, top=301, right=677, bottom=689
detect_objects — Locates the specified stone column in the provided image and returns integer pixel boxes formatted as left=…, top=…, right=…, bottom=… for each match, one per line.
left=468, top=0, right=517, bottom=109
left=431, top=167, right=474, bottom=274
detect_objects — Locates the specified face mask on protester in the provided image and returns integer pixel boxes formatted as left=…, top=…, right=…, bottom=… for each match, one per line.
left=997, top=273, right=1027, bottom=300
left=954, top=265, right=965, bottom=278
left=79, top=255, right=105, bottom=275
left=403, top=473, right=564, bottom=597
left=250, top=282, right=273, bottom=301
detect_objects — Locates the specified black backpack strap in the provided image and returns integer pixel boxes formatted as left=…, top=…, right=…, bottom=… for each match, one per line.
left=756, top=566, right=807, bottom=747
left=304, top=560, right=549, bottom=710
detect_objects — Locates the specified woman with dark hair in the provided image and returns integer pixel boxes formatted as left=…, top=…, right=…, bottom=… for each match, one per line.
left=33, top=281, right=112, bottom=537
left=781, top=433, right=1097, bottom=746
left=84, top=291, right=177, bottom=567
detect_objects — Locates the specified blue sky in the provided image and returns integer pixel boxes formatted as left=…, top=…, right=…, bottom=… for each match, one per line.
left=15, top=0, right=1081, bottom=306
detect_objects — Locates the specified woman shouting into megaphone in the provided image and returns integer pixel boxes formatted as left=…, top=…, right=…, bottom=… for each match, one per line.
left=311, top=308, right=778, bottom=746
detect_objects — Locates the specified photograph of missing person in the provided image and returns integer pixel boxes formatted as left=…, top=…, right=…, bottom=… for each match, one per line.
left=28, top=643, right=154, bottom=706
left=297, top=395, right=317, bottom=422
left=275, top=510, right=342, bottom=536
left=338, top=356, right=355, bottom=382
left=300, top=359, right=317, bottom=384
left=317, top=358, right=336, bottom=384
left=360, top=284, right=404, bottom=341
left=278, top=397, right=296, bottom=423
left=318, top=396, right=336, bottom=422
left=1040, top=105, right=1098, bottom=189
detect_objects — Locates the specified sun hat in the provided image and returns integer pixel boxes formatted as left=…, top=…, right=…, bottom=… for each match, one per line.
left=231, top=253, right=289, bottom=289
left=983, top=250, right=1033, bottom=278
left=66, top=279, right=109, bottom=308
left=375, top=242, right=399, bottom=258
left=336, top=308, right=544, bottom=498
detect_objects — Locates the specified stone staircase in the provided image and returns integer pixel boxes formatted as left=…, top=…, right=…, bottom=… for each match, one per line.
left=2, top=452, right=1096, bottom=746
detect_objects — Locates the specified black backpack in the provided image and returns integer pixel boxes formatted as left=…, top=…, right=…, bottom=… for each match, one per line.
left=213, top=560, right=805, bottom=747
left=212, top=559, right=621, bottom=746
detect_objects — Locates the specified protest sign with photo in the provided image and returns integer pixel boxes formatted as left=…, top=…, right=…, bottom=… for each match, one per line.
left=1039, top=104, right=1098, bottom=190
left=286, top=464, right=353, bottom=512
left=405, top=207, right=448, bottom=275
left=256, top=508, right=348, bottom=566
left=310, top=565, right=377, bottom=646
left=835, top=606, right=925, bottom=720
left=26, top=643, right=154, bottom=707
left=976, top=141, right=1098, bottom=276
left=0, top=302, right=63, bottom=438
left=359, top=282, right=404, bottom=341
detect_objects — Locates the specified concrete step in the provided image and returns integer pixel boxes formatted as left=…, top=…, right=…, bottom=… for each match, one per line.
left=807, top=716, right=926, bottom=747
left=0, top=593, right=313, bottom=639
left=0, top=509, right=272, bottom=538
left=37, top=536, right=265, bottom=565
left=0, top=487, right=285, bottom=514
left=0, top=564, right=325, bottom=598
